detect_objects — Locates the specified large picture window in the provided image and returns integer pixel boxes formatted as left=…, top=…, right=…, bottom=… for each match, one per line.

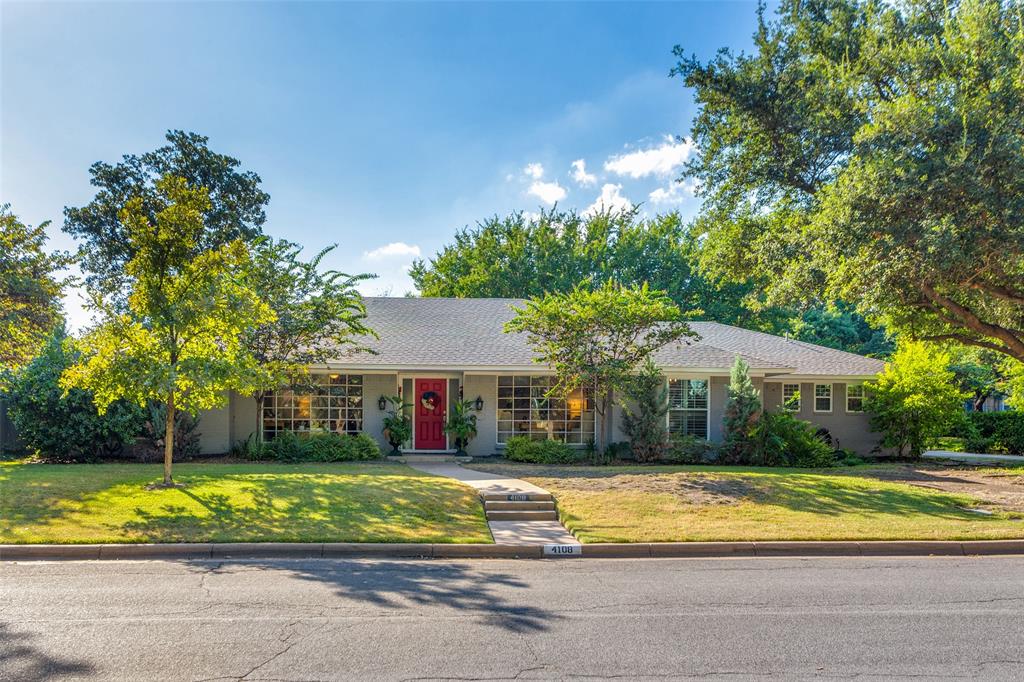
left=262, top=373, right=363, bottom=441
left=668, top=378, right=709, bottom=439
left=496, top=376, right=595, bottom=444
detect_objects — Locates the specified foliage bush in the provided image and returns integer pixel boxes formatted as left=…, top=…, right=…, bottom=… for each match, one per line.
left=866, top=341, right=966, bottom=458
left=7, top=331, right=145, bottom=461
left=444, top=400, right=479, bottom=455
left=505, top=436, right=578, bottom=464
left=621, top=360, right=670, bottom=462
left=750, top=412, right=836, bottom=468
left=662, top=433, right=709, bottom=464
left=141, top=401, right=202, bottom=461
left=956, top=412, right=1024, bottom=455
left=381, top=395, right=412, bottom=454
left=249, top=430, right=383, bottom=462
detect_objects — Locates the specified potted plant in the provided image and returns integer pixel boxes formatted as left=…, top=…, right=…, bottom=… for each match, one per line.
left=444, top=399, right=479, bottom=456
left=381, top=395, right=412, bottom=455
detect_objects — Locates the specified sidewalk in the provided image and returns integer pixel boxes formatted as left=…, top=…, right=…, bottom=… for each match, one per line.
left=924, top=450, right=1024, bottom=465
left=408, top=462, right=580, bottom=546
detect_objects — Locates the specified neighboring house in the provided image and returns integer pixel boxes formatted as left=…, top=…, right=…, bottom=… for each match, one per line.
left=965, top=393, right=1011, bottom=413
left=196, top=297, right=886, bottom=456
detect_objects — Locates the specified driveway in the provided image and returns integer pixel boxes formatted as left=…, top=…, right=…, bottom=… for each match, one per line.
left=3, top=556, right=1024, bottom=680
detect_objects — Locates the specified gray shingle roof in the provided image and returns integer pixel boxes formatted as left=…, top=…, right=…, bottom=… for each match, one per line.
left=327, top=297, right=884, bottom=377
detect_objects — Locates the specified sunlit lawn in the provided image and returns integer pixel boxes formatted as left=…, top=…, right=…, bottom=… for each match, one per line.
left=471, top=463, right=1024, bottom=543
left=0, top=461, right=491, bottom=544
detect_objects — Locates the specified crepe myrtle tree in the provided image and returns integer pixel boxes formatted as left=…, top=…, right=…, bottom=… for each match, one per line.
left=505, top=281, right=695, bottom=453
left=242, top=237, right=377, bottom=416
left=61, top=176, right=274, bottom=486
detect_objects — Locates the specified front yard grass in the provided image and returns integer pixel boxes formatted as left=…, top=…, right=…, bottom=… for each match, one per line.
left=470, top=463, right=1024, bottom=543
left=0, top=461, right=491, bottom=544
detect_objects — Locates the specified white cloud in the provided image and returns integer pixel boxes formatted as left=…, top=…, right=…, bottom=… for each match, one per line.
left=523, top=162, right=545, bottom=179
left=362, top=241, right=422, bottom=260
left=648, top=179, right=697, bottom=206
left=570, top=159, right=597, bottom=187
left=584, top=183, right=632, bottom=216
left=527, top=180, right=567, bottom=205
left=604, top=136, right=695, bottom=179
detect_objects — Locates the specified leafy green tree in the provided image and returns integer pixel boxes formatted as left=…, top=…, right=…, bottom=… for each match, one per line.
left=8, top=328, right=144, bottom=460
left=412, top=208, right=776, bottom=329
left=243, top=237, right=376, bottom=413
left=63, top=130, right=269, bottom=298
left=1, top=206, right=70, bottom=380
left=621, top=359, right=670, bottom=462
left=949, top=346, right=1014, bottom=412
left=61, top=176, right=274, bottom=486
left=866, top=341, right=967, bottom=458
left=790, top=302, right=894, bottom=358
left=673, top=0, right=1024, bottom=362
left=505, top=281, right=694, bottom=452
left=721, top=356, right=762, bottom=463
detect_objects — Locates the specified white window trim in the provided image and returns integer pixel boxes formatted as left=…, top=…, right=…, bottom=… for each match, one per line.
left=846, top=383, right=866, bottom=414
left=781, top=382, right=801, bottom=412
left=665, top=376, right=711, bottom=441
left=813, top=383, right=833, bottom=413
left=494, top=375, right=595, bottom=447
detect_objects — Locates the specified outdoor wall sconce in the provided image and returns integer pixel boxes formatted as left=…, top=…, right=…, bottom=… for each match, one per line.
left=473, top=396, right=484, bottom=411
left=377, top=396, right=387, bottom=411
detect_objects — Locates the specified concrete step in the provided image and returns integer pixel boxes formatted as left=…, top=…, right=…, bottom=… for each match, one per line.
left=480, top=492, right=552, bottom=502
left=483, top=501, right=556, bottom=512
left=387, top=455, right=472, bottom=463
left=485, top=510, right=559, bottom=522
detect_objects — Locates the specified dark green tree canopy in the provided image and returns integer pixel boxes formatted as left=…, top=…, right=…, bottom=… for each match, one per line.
left=64, top=130, right=269, bottom=295
left=674, top=0, right=1024, bottom=361
left=411, top=207, right=777, bottom=329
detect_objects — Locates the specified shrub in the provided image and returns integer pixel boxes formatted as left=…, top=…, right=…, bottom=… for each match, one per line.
left=444, top=400, right=479, bottom=455
left=621, top=360, right=670, bottom=462
left=964, top=412, right=1024, bottom=455
left=7, top=330, right=145, bottom=461
left=257, top=431, right=383, bottom=462
left=721, top=356, right=762, bottom=463
left=381, top=395, right=412, bottom=454
left=663, top=433, right=708, bottom=464
left=505, top=436, right=578, bottom=464
left=141, top=401, right=202, bottom=461
left=230, top=432, right=265, bottom=460
left=750, top=412, right=836, bottom=468
left=866, top=341, right=966, bottom=458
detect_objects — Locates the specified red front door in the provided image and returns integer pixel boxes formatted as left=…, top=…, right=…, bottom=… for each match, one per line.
left=414, top=378, right=447, bottom=450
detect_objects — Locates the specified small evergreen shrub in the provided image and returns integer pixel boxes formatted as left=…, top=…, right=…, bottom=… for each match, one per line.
left=621, top=360, right=669, bottom=462
left=505, top=436, right=577, bottom=464
left=663, top=433, right=708, bottom=464
left=721, top=357, right=762, bottom=463
left=256, top=431, right=383, bottom=462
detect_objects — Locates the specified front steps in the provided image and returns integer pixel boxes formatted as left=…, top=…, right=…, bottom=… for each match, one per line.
left=482, top=493, right=558, bottom=522
left=387, top=454, right=472, bottom=463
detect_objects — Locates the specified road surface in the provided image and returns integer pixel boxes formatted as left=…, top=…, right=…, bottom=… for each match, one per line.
left=3, top=556, right=1024, bottom=680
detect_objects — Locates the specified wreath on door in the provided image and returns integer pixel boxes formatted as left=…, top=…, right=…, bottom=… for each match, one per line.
left=420, top=391, right=441, bottom=411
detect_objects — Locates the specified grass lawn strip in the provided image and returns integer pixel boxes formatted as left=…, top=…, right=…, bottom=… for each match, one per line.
left=469, top=463, right=1024, bottom=544
left=0, top=461, right=491, bottom=545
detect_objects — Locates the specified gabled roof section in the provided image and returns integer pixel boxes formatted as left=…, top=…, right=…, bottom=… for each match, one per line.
left=326, top=297, right=884, bottom=377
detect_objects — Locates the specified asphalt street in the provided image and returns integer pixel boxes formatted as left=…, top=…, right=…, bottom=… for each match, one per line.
left=3, top=555, right=1024, bottom=681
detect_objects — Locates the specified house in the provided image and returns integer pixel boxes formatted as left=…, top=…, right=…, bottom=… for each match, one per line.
left=195, top=297, right=887, bottom=456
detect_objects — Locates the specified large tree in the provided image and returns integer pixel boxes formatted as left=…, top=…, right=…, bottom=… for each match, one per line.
left=505, top=281, right=694, bottom=452
left=62, top=176, right=273, bottom=486
left=411, top=208, right=776, bottom=329
left=243, top=237, right=376, bottom=410
left=63, top=130, right=269, bottom=298
left=0, top=206, right=69, bottom=379
left=673, top=0, right=1024, bottom=361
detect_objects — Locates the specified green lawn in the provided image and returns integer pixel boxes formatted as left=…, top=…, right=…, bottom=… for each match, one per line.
left=470, top=463, right=1024, bottom=543
left=0, top=461, right=491, bottom=544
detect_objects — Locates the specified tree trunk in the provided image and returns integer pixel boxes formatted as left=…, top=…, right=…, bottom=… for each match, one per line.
left=163, top=392, right=175, bottom=485
left=974, top=393, right=988, bottom=412
left=597, top=390, right=613, bottom=454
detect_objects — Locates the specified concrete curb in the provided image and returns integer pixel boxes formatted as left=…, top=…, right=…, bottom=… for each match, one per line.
left=3, top=539, right=1024, bottom=561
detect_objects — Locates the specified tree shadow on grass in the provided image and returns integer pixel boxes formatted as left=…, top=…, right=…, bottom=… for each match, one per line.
left=0, top=623, right=94, bottom=681
left=118, top=473, right=489, bottom=543
left=185, top=558, right=559, bottom=634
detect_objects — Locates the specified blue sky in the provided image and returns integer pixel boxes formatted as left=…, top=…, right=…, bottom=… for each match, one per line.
left=2, top=1, right=764, bottom=329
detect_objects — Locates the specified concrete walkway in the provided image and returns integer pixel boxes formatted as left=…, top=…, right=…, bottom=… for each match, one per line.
left=924, top=450, right=1024, bottom=465
left=409, top=463, right=580, bottom=546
